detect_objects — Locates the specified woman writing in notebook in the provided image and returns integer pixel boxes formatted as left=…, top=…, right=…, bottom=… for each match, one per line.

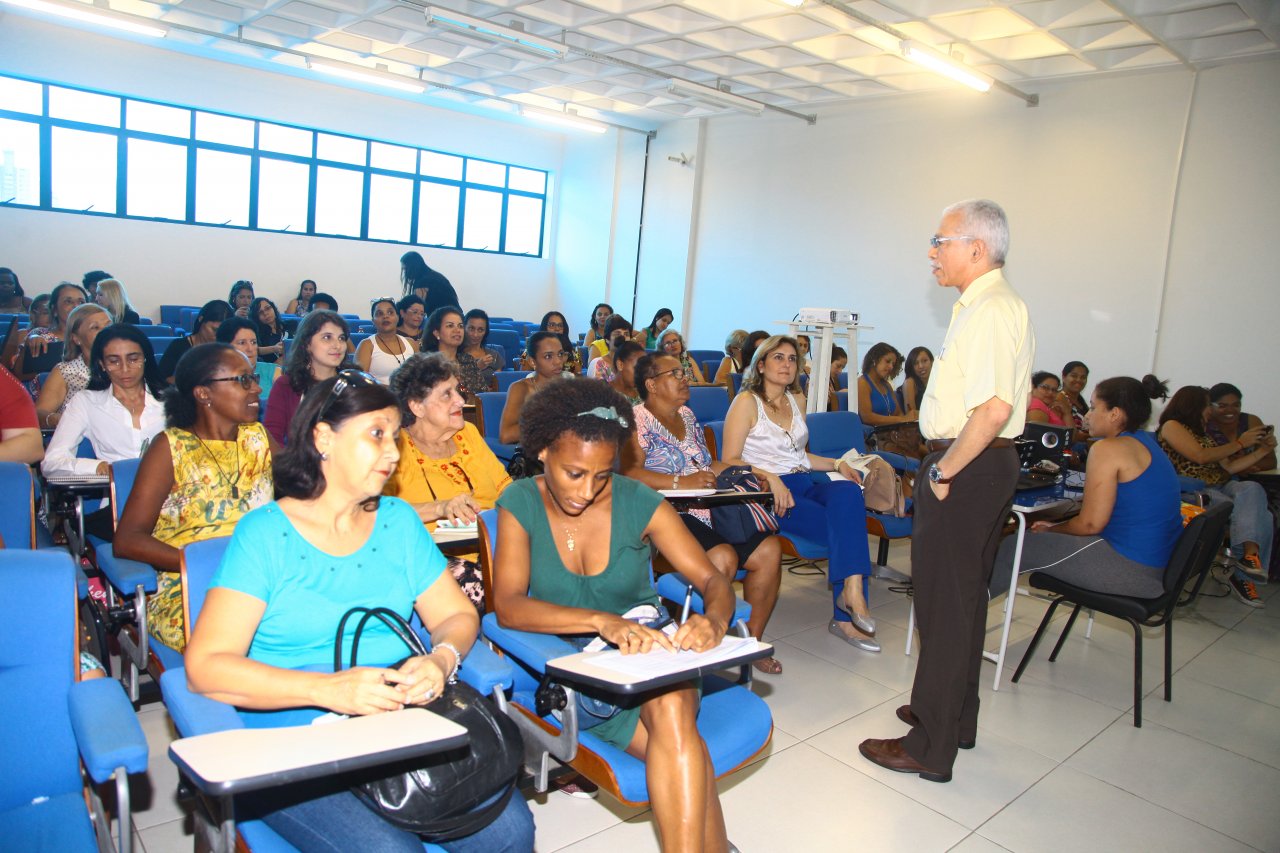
left=492, top=378, right=735, bottom=853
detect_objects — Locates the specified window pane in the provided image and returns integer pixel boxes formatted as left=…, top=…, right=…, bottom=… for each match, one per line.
left=314, top=166, right=362, bottom=237
left=0, top=77, right=43, bottom=115
left=462, top=187, right=502, bottom=251
left=196, top=111, right=253, bottom=148
left=127, top=100, right=190, bottom=138
left=195, top=148, right=250, bottom=227
left=420, top=150, right=462, bottom=181
left=49, top=86, right=120, bottom=127
left=259, top=122, right=311, bottom=157
left=508, top=167, right=546, bottom=194
left=417, top=181, right=458, bottom=247
left=51, top=127, right=116, bottom=213
left=316, top=133, right=366, bottom=166
left=0, top=118, right=41, bottom=205
left=257, top=158, right=309, bottom=232
left=466, top=159, right=505, bottom=188
left=370, top=141, right=415, bottom=174
left=127, top=138, right=186, bottom=220
left=504, top=195, right=543, bottom=256
left=368, top=174, right=412, bottom=242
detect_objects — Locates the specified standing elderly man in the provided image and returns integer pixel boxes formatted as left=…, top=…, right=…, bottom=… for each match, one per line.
left=860, top=199, right=1034, bottom=783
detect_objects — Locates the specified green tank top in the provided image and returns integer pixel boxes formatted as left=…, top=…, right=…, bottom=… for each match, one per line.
left=497, top=474, right=661, bottom=614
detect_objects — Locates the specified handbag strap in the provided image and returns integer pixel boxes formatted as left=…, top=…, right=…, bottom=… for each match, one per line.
left=334, top=606, right=428, bottom=672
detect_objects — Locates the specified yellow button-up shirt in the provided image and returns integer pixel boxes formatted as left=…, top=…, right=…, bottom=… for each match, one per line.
left=919, top=268, right=1035, bottom=441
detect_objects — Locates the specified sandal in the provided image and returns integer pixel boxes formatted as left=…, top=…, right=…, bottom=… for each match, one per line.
left=751, top=656, right=783, bottom=675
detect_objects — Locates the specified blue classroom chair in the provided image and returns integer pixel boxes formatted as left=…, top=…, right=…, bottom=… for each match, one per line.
left=476, top=391, right=518, bottom=462
left=685, top=385, right=732, bottom=425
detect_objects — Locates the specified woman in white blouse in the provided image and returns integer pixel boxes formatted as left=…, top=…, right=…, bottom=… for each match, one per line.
left=42, top=323, right=166, bottom=480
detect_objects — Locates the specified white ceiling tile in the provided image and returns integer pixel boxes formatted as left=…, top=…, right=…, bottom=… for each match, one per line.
left=1180, top=28, right=1276, bottom=59
left=794, top=32, right=883, bottom=61
left=821, top=79, right=894, bottom=96
left=316, top=31, right=374, bottom=53
left=629, top=4, right=723, bottom=35
left=876, top=71, right=952, bottom=90
left=687, top=55, right=770, bottom=76
left=345, top=20, right=409, bottom=44
left=577, top=19, right=666, bottom=44
left=512, top=0, right=607, bottom=27
left=1003, top=53, right=1097, bottom=75
left=273, top=0, right=345, bottom=28
left=686, top=26, right=775, bottom=52
left=1012, top=0, right=1120, bottom=29
left=171, top=0, right=252, bottom=23
left=377, top=46, right=434, bottom=65
left=405, top=36, right=469, bottom=59
left=933, top=7, right=1037, bottom=41
left=249, top=14, right=318, bottom=38
left=741, top=13, right=839, bottom=43
left=819, top=1, right=910, bottom=25
left=896, top=20, right=960, bottom=46
left=976, top=31, right=1071, bottom=59
left=1146, top=3, right=1254, bottom=40
left=373, top=6, right=430, bottom=30
left=635, top=38, right=720, bottom=61
left=1083, top=44, right=1177, bottom=69
left=839, top=53, right=919, bottom=75
left=681, top=0, right=783, bottom=22
left=738, top=44, right=822, bottom=68
left=1055, top=21, right=1153, bottom=51
left=784, top=62, right=861, bottom=83
left=732, top=70, right=805, bottom=88
left=890, top=0, right=991, bottom=15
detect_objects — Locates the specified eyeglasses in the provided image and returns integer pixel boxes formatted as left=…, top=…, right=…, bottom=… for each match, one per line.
left=1036, top=383, right=1060, bottom=392
left=208, top=373, right=261, bottom=390
left=653, top=366, right=690, bottom=381
left=1210, top=401, right=1241, bottom=409
left=317, top=368, right=379, bottom=421
left=929, top=235, right=975, bottom=248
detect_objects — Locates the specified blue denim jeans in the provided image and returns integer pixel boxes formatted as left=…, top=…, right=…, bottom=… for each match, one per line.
left=1206, top=480, right=1275, bottom=577
left=777, top=471, right=872, bottom=620
left=256, top=783, right=534, bottom=853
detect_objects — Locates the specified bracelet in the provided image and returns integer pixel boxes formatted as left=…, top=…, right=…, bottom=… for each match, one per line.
left=673, top=473, right=680, bottom=490
left=1237, top=440, right=1245, bottom=450
left=433, top=641, right=462, bottom=684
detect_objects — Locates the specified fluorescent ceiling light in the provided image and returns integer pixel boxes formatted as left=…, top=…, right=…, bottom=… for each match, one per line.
left=666, top=79, right=764, bottom=116
left=1, top=0, right=166, bottom=37
left=424, top=6, right=567, bottom=58
left=900, top=41, right=991, bottom=93
left=308, top=61, right=426, bottom=94
left=777, top=0, right=805, bottom=7
left=521, top=107, right=607, bottom=134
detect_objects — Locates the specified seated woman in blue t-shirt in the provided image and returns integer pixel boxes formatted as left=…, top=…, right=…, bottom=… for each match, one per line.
left=185, top=369, right=534, bottom=852
left=991, top=375, right=1182, bottom=598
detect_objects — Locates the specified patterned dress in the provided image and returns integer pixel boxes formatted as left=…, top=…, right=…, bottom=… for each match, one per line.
left=634, top=403, right=713, bottom=526
left=147, top=422, right=274, bottom=650
left=54, top=358, right=90, bottom=414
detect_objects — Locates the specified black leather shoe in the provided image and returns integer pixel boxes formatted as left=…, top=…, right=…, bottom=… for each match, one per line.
left=895, top=705, right=975, bottom=750
left=858, top=737, right=952, bottom=783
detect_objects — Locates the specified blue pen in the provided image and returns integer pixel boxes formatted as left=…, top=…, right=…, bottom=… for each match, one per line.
left=680, top=584, right=693, bottom=624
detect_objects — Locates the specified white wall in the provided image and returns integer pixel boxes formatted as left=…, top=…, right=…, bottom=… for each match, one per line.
left=1157, top=58, right=1280, bottom=417
left=669, top=58, right=1279, bottom=416
left=0, top=15, right=629, bottom=325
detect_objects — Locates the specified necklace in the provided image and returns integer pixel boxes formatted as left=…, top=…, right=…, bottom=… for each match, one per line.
left=377, top=333, right=407, bottom=365
left=563, top=522, right=580, bottom=552
left=190, top=429, right=243, bottom=499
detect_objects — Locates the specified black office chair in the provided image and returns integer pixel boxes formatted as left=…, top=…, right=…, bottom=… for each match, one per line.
left=1011, top=501, right=1231, bottom=727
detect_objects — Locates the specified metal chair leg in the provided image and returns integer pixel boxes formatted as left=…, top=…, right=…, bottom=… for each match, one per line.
left=1164, top=620, right=1173, bottom=702
left=1129, top=618, right=1143, bottom=727
left=1012, top=597, right=1061, bottom=683
left=1048, top=603, right=1082, bottom=662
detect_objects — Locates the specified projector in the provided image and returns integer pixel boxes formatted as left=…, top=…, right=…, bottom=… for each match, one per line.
left=798, top=308, right=859, bottom=325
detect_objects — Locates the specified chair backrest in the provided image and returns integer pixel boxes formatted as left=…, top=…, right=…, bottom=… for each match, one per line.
left=180, top=536, right=234, bottom=644
left=837, top=389, right=849, bottom=410
left=700, top=359, right=720, bottom=382
left=0, top=462, right=38, bottom=550
left=495, top=371, right=524, bottom=392
left=149, top=335, right=180, bottom=357
left=1161, top=501, right=1232, bottom=604
left=687, top=349, right=722, bottom=367
left=685, top=386, right=731, bottom=425
left=729, top=373, right=742, bottom=395
left=109, top=457, right=142, bottom=528
left=0, top=550, right=81, bottom=808
left=488, top=329, right=521, bottom=358
left=476, top=508, right=499, bottom=613
left=704, top=420, right=725, bottom=461
left=138, top=324, right=175, bottom=337
left=806, top=411, right=865, bottom=458
left=477, top=392, right=508, bottom=441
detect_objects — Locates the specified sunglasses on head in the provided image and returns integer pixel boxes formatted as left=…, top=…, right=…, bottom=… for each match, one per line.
left=317, top=368, right=379, bottom=421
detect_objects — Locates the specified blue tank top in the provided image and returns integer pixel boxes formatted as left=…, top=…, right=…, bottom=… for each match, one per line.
left=1101, top=431, right=1182, bottom=569
left=859, top=376, right=899, bottom=416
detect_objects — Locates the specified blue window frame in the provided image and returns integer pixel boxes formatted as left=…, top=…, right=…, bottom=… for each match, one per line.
left=0, top=72, right=549, bottom=257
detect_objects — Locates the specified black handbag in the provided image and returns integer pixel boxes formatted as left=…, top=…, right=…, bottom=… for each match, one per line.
left=710, top=465, right=779, bottom=544
left=334, top=607, right=523, bottom=840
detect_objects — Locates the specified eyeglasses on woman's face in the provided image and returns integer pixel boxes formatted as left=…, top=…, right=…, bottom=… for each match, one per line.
left=208, top=373, right=262, bottom=391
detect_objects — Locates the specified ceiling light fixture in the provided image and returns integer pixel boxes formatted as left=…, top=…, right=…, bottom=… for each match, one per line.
left=1, top=0, right=166, bottom=37
left=424, top=6, right=568, bottom=58
left=308, top=60, right=426, bottom=94
left=899, top=41, right=991, bottom=93
left=666, top=79, right=765, bottom=116
left=777, top=0, right=806, bottom=7
left=520, top=106, right=608, bottom=134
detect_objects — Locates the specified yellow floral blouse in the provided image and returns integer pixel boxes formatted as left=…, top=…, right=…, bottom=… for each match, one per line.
left=147, top=422, right=274, bottom=650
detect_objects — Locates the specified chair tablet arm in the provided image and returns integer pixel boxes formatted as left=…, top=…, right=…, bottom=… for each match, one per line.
left=1177, top=475, right=1206, bottom=493
left=654, top=572, right=752, bottom=630
left=68, top=679, right=149, bottom=783
left=160, top=668, right=248, bottom=739
left=90, top=541, right=159, bottom=595
left=481, top=613, right=578, bottom=674
left=457, top=640, right=515, bottom=694
left=872, top=450, right=919, bottom=473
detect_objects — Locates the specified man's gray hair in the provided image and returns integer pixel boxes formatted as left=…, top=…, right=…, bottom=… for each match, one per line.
left=943, top=199, right=1009, bottom=265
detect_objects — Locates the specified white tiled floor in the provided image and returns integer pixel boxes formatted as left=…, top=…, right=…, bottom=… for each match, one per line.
left=131, top=542, right=1280, bottom=852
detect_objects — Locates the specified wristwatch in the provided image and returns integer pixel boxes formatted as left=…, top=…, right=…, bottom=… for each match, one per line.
left=927, top=463, right=951, bottom=485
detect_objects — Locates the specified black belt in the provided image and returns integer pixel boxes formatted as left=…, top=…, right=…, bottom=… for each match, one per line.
left=925, top=437, right=1015, bottom=453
